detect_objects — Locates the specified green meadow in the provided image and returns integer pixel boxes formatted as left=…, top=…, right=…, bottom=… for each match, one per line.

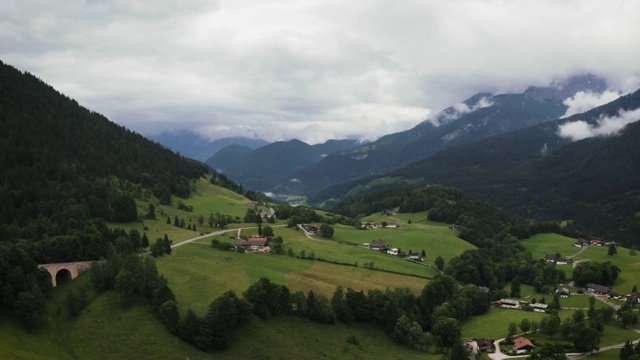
left=521, top=233, right=640, bottom=294
left=5, top=180, right=640, bottom=359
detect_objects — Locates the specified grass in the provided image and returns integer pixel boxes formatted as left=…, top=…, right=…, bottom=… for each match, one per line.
left=0, top=271, right=440, bottom=360
left=461, top=306, right=561, bottom=340
left=521, top=233, right=580, bottom=259
left=572, top=245, right=640, bottom=294
left=521, top=233, right=640, bottom=295
left=285, top=261, right=430, bottom=298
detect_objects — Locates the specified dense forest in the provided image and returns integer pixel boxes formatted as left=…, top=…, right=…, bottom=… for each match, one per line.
left=0, top=60, right=212, bottom=324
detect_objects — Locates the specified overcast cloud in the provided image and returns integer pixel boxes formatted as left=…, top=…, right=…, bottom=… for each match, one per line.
left=557, top=108, right=640, bottom=141
left=2, top=0, right=640, bottom=143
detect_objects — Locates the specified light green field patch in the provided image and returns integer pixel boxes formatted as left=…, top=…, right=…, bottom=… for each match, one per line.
left=521, top=233, right=579, bottom=259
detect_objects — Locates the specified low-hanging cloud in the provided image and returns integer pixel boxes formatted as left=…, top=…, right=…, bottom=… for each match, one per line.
left=557, top=108, right=640, bottom=141
left=561, top=90, right=622, bottom=118
left=3, top=0, right=640, bottom=143
left=429, top=96, right=494, bottom=126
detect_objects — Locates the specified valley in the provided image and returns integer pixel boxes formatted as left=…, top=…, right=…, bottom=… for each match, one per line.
left=2, top=59, right=640, bottom=360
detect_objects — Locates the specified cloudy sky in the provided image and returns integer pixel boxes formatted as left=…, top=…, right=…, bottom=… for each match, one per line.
left=3, top=0, right=640, bottom=144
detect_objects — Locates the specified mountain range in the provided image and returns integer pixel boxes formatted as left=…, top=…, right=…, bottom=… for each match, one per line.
left=149, top=131, right=269, bottom=162
left=321, top=88, right=640, bottom=246
left=272, top=75, right=609, bottom=195
left=205, top=138, right=361, bottom=191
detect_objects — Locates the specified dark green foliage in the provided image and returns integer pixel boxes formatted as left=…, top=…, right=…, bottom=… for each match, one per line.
left=434, top=255, right=444, bottom=271
left=243, top=277, right=291, bottom=319
left=572, top=261, right=621, bottom=287
left=196, top=291, right=252, bottom=351
left=65, top=286, right=89, bottom=318
left=432, top=317, right=461, bottom=349
left=530, top=343, right=567, bottom=360
left=319, top=224, right=334, bottom=238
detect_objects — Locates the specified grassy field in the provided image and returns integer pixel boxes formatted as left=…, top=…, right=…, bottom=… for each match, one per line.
left=0, top=272, right=440, bottom=360
left=461, top=306, right=639, bottom=348
left=521, top=233, right=580, bottom=259
left=571, top=245, right=640, bottom=294
left=521, top=233, right=640, bottom=295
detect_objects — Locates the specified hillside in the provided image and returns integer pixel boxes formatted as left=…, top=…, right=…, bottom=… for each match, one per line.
left=322, top=88, right=640, bottom=246
left=278, top=75, right=608, bottom=195
left=206, top=138, right=360, bottom=191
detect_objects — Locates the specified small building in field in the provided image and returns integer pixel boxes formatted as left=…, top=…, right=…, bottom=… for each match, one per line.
left=387, top=248, right=399, bottom=256
left=494, top=299, right=520, bottom=309
left=545, top=254, right=557, bottom=263
left=385, top=222, right=398, bottom=228
left=406, top=253, right=424, bottom=262
left=370, top=239, right=386, bottom=250
left=585, top=283, right=611, bottom=295
left=555, top=288, right=570, bottom=298
left=531, top=303, right=548, bottom=313
left=573, top=238, right=589, bottom=247
left=556, top=257, right=570, bottom=265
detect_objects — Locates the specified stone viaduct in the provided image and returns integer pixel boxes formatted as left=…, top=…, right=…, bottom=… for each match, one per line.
left=38, top=261, right=94, bottom=287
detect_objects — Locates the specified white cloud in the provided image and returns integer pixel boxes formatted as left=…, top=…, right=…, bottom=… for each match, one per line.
left=434, top=97, right=494, bottom=125
left=2, top=0, right=640, bottom=143
left=561, top=91, right=622, bottom=118
left=557, top=108, right=640, bottom=141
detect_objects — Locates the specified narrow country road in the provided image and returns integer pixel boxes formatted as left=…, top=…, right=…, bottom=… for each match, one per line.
left=171, top=224, right=287, bottom=249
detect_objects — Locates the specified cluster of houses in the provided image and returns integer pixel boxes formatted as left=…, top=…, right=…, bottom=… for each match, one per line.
left=364, top=239, right=424, bottom=262
left=572, top=238, right=614, bottom=248
left=304, top=224, right=320, bottom=234
left=492, top=299, right=549, bottom=313
left=234, top=236, right=269, bottom=252
left=361, top=221, right=398, bottom=229
left=467, top=337, right=535, bottom=355
left=584, top=283, right=640, bottom=303
left=544, top=254, right=571, bottom=265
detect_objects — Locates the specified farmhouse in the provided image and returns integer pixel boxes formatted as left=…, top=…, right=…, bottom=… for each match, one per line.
left=555, top=288, right=570, bottom=298
left=513, top=338, right=535, bottom=354
left=361, top=222, right=379, bottom=229
left=609, top=291, right=624, bottom=300
left=385, top=222, right=398, bottom=228
left=627, top=291, right=640, bottom=303
left=246, top=201, right=260, bottom=207
left=531, top=303, right=548, bottom=313
left=475, top=338, right=494, bottom=352
left=387, top=248, right=399, bottom=256
left=406, top=253, right=424, bottom=262
left=545, top=254, right=557, bottom=263
left=556, top=257, right=570, bottom=265
left=585, top=283, right=611, bottom=295
left=573, top=238, right=589, bottom=247
left=234, top=236, right=268, bottom=252
left=591, top=239, right=605, bottom=246
left=370, top=239, right=386, bottom=250
left=494, top=299, right=520, bottom=309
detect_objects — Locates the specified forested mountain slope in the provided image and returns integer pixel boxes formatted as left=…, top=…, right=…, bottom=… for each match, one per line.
left=324, top=88, right=640, bottom=246
left=280, top=75, right=608, bottom=195
left=0, top=60, right=211, bottom=321
left=206, top=138, right=360, bottom=191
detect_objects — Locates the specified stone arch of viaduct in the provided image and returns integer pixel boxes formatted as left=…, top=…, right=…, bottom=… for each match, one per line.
left=38, top=261, right=94, bottom=287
